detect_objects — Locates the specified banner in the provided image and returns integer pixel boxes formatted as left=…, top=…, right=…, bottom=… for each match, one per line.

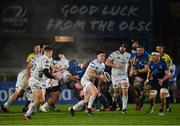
left=0, top=0, right=152, bottom=37
left=0, top=81, right=78, bottom=105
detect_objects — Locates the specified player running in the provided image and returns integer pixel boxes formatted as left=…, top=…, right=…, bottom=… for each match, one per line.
left=68, top=50, right=106, bottom=116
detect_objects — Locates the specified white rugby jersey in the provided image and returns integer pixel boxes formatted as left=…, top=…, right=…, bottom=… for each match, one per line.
left=30, top=54, right=42, bottom=74
left=55, top=58, right=69, bottom=69
left=82, top=59, right=105, bottom=82
left=107, top=51, right=131, bottom=76
left=31, top=55, right=51, bottom=81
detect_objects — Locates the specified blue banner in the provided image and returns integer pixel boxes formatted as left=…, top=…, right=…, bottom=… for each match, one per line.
left=0, top=81, right=78, bottom=105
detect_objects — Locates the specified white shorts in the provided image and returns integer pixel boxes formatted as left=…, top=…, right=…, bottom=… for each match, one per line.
left=28, top=77, right=44, bottom=92
left=111, top=75, right=129, bottom=88
left=15, top=70, right=26, bottom=91
left=81, top=77, right=94, bottom=94
left=80, top=77, right=92, bottom=87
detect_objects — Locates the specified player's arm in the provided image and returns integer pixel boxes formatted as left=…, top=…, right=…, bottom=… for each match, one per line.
left=105, top=58, right=118, bottom=68
left=137, top=64, right=149, bottom=73
left=159, top=69, right=170, bottom=84
left=87, top=68, right=101, bottom=79
left=105, top=53, right=123, bottom=68
left=43, top=60, right=56, bottom=79
left=67, top=75, right=80, bottom=82
left=43, top=68, right=55, bottom=79
left=145, top=65, right=152, bottom=84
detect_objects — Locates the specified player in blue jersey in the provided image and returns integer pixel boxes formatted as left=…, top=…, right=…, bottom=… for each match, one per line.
left=129, top=45, right=149, bottom=111
left=145, top=52, right=170, bottom=115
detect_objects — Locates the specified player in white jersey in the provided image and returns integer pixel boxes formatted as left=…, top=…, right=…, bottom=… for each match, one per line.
left=23, top=46, right=58, bottom=120
left=105, top=43, right=131, bottom=113
left=69, top=50, right=106, bottom=116
left=39, top=54, right=70, bottom=112
left=1, top=69, right=28, bottom=112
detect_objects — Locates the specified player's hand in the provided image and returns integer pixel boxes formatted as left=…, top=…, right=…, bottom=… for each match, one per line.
left=115, top=64, right=124, bottom=69
left=158, top=79, right=163, bottom=86
left=99, top=74, right=106, bottom=81
left=144, top=79, right=149, bottom=86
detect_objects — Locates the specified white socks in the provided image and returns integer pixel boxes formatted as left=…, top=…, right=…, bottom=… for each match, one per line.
left=4, top=95, right=14, bottom=108
left=41, top=102, right=49, bottom=109
left=25, top=102, right=37, bottom=117
left=87, top=96, right=96, bottom=109
left=122, top=95, right=128, bottom=110
left=73, top=100, right=84, bottom=110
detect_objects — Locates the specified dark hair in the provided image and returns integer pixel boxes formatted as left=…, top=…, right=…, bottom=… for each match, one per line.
left=137, top=45, right=144, bottom=49
left=119, top=43, right=127, bottom=48
left=156, top=43, right=164, bottom=47
left=96, top=50, right=105, bottom=55
left=44, top=46, right=53, bottom=51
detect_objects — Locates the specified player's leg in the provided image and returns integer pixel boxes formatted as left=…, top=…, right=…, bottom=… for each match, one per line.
left=40, top=89, right=60, bottom=112
left=23, top=78, right=44, bottom=119
left=84, top=84, right=98, bottom=115
left=121, top=80, right=129, bottom=114
left=111, top=76, right=121, bottom=111
left=2, top=88, right=24, bottom=112
left=69, top=89, right=90, bottom=117
left=147, top=90, right=157, bottom=113
left=159, top=88, right=169, bottom=115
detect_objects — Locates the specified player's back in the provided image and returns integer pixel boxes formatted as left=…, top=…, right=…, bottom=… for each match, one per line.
left=31, top=55, right=51, bottom=81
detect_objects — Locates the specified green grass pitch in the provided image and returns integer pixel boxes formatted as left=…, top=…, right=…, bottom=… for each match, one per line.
left=0, top=103, right=180, bottom=125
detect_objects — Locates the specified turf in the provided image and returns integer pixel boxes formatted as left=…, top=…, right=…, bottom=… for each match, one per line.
left=0, top=104, right=180, bottom=125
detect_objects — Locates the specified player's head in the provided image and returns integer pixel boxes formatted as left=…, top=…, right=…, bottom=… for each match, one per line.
left=40, top=43, right=49, bottom=54
left=58, top=53, right=66, bottom=60
left=119, top=43, right=127, bottom=53
left=96, top=50, right=105, bottom=63
left=151, top=51, right=160, bottom=62
left=136, top=45, right=144, bottom=56
left=131, top=39, right=139, bottom=50
left=34, top=45, right=41, bottom=54
left=156, top=43, right=164, bottom=55
left=44, top=46, right=53, bottom=58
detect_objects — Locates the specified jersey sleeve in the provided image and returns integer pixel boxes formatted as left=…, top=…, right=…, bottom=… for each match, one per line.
left=162, top=60, right=169, bottom=71
left=43, top=59, right=51, bottom=69
left=88, top=61, right=96, bottom=71
left=26, top=53, right=35, bottom=63
left=144, top=54, right=150, bottom=65
left=107, top=52, right=114, bottom=61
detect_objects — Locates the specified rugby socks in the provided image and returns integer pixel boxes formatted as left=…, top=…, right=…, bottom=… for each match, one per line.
left=160, top=98, right=165, bottom=111
left=122, top=95, right=128, bottom=110
left=4, top=95, right=14, bottom=108
left=117, top=96, right=122, bottom=110
left=41, top=102, right=49, bottom=109
left=140, top=95, right=146, bottom=107
left=149, top=98, right=155, bottom=111
left=73, top=100, right=84, bottom=111
left=24, top=100, right=31, bottom=109
left=98, top=94, right=108, bottom=108
left=25, top=102, right=37, bottom=117
left=166, top=96, right=170, bottom=109
left=87, top=95, right=96, bottom=109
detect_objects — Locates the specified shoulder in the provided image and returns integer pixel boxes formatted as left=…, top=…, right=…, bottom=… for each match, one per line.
left=124, top=52, right=131, bottom=58
left=144, top=52, right=150, bottom=57
left=160, top=59, right=168, bottom=66
left=89, top=59, right=97, bottom=66
left=26, top=53, right=35, bottom=63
